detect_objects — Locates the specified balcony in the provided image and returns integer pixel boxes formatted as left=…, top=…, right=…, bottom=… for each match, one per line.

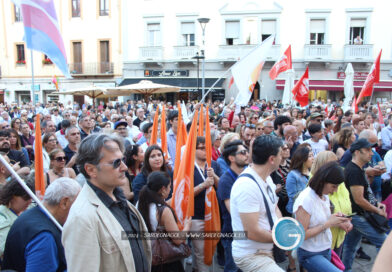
left=344, top=44, right=373, bottom=62
left=139, top=46, right=163, bottom=61
left=304, top=44, right=332, bottom=61
left=173, top=46, right=199, bottom=60
left=69, top=62, right=114, bottom=77
left=218, top=44, right=281, bottom=62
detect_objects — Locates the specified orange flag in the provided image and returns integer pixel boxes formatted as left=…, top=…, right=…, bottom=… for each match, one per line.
left=198, top=104, right=204, bottom=136
left=171, top=110, right=198, bottom=229
left=150, top=108, right=159, bottom=145
left=203, top=106, right=221, bottom=265
left=34, top=114, right=45, bottom=198
left=173, top=102, right=187, bottom=180
left=160, top=105, right=168, bottom=160
left=205, top=106, right=212, bottom=168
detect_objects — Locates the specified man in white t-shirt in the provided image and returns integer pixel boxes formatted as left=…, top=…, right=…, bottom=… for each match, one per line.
left=230, top=135, right=284, bottom=272
left=305, top=123, right=329, bottom=157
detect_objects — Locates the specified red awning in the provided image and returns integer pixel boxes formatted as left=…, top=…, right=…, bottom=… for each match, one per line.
left=275, top=79, right=392, bottom=92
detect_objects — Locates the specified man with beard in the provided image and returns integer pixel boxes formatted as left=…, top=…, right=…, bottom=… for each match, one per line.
left=217, top=140, right=249, bottom=272
left=64, top=126, right=81, bottom=175
left=242, top=124, right=256, bottom=149
left=0, top=130, right=30, bottom=176
left=272, top=115, right=291, bottom=139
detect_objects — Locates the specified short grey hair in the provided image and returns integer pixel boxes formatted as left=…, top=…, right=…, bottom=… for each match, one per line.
left=65, top=126, right=79, bottom=136
left=211, top=130, right=221, bottom=144
left=43, top=177, right=81, bottom=206
left=76, top=133, right=124, bottom=178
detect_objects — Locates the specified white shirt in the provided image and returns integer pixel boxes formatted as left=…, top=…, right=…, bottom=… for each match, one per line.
left=305, top=138, right=328, bottom=157
left=382, top=150, right=392, bottom=180
left=230, top=167, right=278, bottom=258
left=293, top=187, right=332, bottom=252
left=55, top=130, right=68, bottom=149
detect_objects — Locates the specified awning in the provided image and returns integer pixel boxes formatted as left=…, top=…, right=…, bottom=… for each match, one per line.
left=276, top=79, right=392, bottom=92
left=119, top=78, right=225, bottom=91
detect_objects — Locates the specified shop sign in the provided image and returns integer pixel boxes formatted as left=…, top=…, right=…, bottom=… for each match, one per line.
left=337, top=72, right=368, bottom=80
left=144, top=70, right=189, bottom=77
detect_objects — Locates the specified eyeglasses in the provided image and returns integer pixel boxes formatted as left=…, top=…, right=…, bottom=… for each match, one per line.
left=55, top=156, right=66, bottom=162
left=245, top=124, right=256, bottom=128
left=100, top=157, right=126, bottom=169
left=196, top=146, right=206, bottom=150
left=315, top=119, right=323, bottom=123
left=235, top=149, right=248, bottom=155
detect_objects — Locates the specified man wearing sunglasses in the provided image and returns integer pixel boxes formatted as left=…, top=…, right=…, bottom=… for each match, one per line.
left=218, top=140, right=249, bottom=272
left=63, top=134, right=151, bottom=271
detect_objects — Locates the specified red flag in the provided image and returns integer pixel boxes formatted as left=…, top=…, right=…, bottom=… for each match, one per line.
left=377, top=102, right=385, bottom=127
left=269, top=45, right=292, bottom=80
left=150, top=108, right=159, bottom=145
left=357, top=50, right=382, bottom=105
left=34, top=114, right=45, bottom=198
left=198, top=104, right=204, bottom=136
left=173, top=102, right=187, bottom=180
left=352, top=96, right=358, bottom=114
left=171, top=110, right=198, bottom=229
left=228, top=76, right=234, bottom=90
left=292, top=67, right=309, bottom=107
left=203, top=106, right=220, bottom=265
left=160, top=105, right=168, bottom=160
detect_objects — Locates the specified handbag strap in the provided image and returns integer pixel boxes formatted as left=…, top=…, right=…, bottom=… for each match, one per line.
left=156, top=204, right=166, bottom=228
left=239, top=173, right=274, bottom=230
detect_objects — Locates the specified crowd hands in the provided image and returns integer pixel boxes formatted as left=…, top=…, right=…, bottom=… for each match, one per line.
left=0, top=96, right=391, bottom=271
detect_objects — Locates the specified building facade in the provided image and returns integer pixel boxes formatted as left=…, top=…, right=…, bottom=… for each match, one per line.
left=0, top=0, right=123, bottom=105
left=121, top=0, right=392, bottom=104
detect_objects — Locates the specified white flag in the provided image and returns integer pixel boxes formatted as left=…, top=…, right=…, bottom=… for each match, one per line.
left=232, top=35, right=274, bottom=106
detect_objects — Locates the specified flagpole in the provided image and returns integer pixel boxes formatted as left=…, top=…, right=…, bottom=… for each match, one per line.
left=0, top=155, right=63, bottom=231
left=368, top=86, right=375, bottom=112
left=30, top=50, right=35, bottom=104
left=200, top=69, right=231, bottom=103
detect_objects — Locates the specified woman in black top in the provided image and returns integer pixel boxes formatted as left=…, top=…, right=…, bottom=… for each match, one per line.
left=120, top=144, right=144, bottom=202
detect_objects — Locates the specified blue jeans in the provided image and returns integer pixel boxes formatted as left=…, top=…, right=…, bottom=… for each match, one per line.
left=342, top=215, right=387, bottom=272
left=297, top=248, right=341, bottom=272
left=221, top=238, right=241, bottom=272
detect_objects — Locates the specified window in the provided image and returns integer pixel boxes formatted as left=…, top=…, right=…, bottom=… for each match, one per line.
left=72, top=42, right=82, bottom=73
left=243, top=17, right=257, bottom=44
left=147, top=23, right=161, bottom=46
left=14, top=4, right=22, bottom=22
left=309, top=19, right=325, bottom=44
left=261, top=20, right=276, bottom=42
left=72, top=0, right=80, bottom=18
left=349, top=19, right=365, bottom=44
left=225, top=21, right=240, bottom=45
left=99, top=40, right=110, bottom=73
left=99, top=0, right=109, bottom=16
left=181, top=22, right=195, bottom=46
left=16, top=44, right=25, bottom=64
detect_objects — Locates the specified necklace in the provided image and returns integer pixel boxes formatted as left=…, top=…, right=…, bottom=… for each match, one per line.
left=53, top=168, right=64, bottom=177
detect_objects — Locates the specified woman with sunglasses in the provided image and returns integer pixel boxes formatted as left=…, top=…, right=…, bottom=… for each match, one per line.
left=42, top=133, right=59, bottom=173
left=120, top=144, right=145, bottom=203
left=10, top=118, right=22, bottom=136
left=132, top=145, right=171, bottom=203
left=9, top=129, right=30, bottom=166
left=45, top=149, right=76, bottom=186
left=0, top=178, right=34, bottom=258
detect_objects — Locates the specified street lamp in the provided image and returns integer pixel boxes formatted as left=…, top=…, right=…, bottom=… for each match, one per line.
left=192, top=52, right=204, bottom=101
left=198, top=17, right=210, bottom=99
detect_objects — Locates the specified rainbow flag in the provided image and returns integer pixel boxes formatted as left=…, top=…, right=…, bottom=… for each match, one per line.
left=14, top=0, right=71, bottom=78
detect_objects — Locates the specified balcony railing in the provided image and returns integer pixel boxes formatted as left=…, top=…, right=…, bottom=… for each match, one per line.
left=139, top=46, right=163, bottom=60
left=218, top=44, right=281, bottom=61
left=344, top=44, right=373, bottom=61
left=173, top=46, right=199, bottom=59
left=69, top=62, right=114, bottom=76
left=304, top=44, right=332, bottom=61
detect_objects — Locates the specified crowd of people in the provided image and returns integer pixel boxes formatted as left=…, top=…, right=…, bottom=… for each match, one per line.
left=0, top=96, right=391, bottom=272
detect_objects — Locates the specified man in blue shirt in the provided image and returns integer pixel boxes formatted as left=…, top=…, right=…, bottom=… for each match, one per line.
left=166, top=110, right=178, bottom=168
left=217, top=140, right=249, bottom=272
left=380, top=114, right=392, bottom=156
left=3, top=177, right=81, bottom=272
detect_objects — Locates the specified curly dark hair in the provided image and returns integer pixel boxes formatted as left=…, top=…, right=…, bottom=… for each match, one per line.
left=0, top=176, right=34, bottom=205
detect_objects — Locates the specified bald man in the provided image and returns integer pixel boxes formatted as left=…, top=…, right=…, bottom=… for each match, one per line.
left=284, top=125, right=299, bottom=158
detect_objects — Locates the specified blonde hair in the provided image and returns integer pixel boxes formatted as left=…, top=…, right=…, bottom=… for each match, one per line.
left=311, top=151, right=338, bottom=175
left=220, top=132, right=240, bottom=151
